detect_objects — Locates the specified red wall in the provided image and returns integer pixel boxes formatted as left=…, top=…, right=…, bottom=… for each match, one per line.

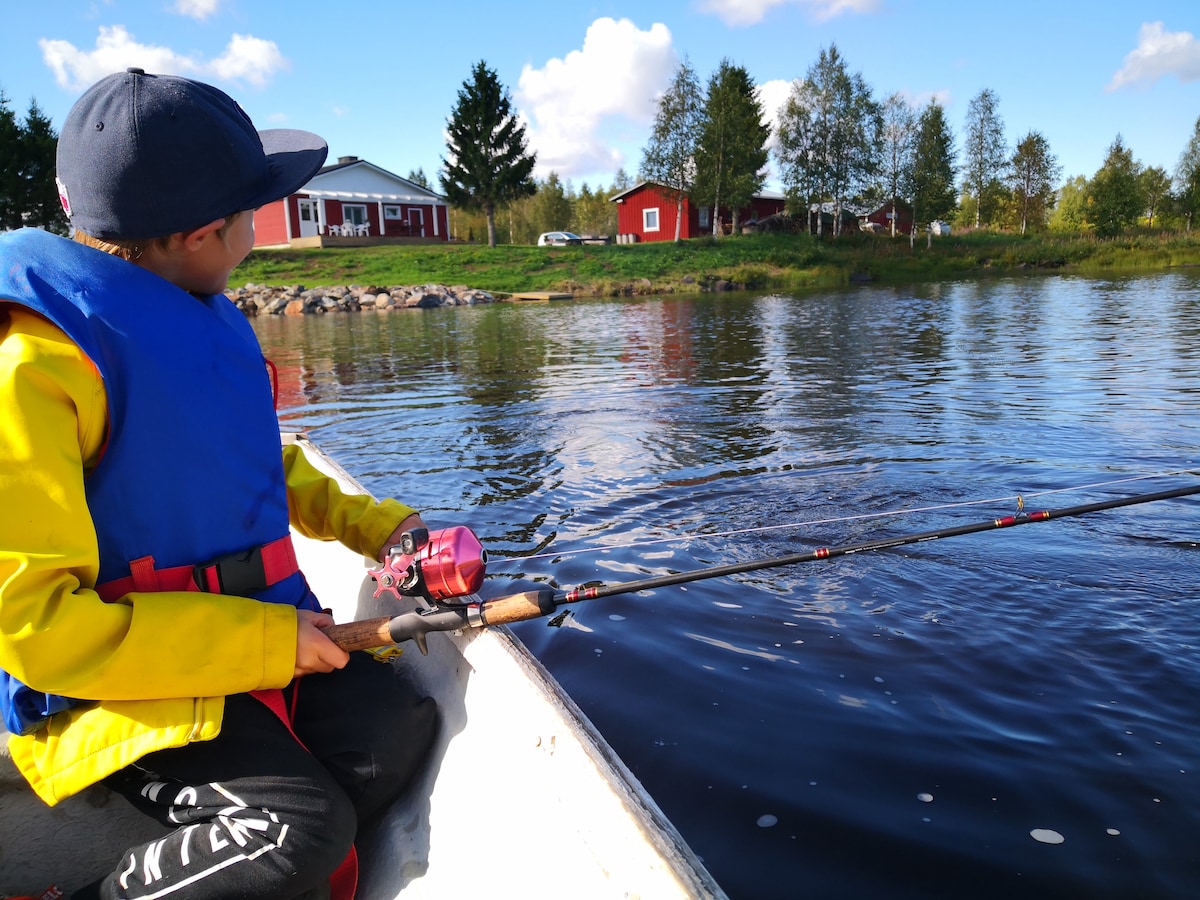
left=381, top=204, right=442, bottom=238
left=254, top=198, right=289, bottom=246
left=617, top=186, right=696, bottom=242
left=746, top=196, right=786, bottom=222
left=863, top=202, right=914, bottom=234
left=252, top=196, right=450, bottom=246
left=617, top=185, right=785, bottom=241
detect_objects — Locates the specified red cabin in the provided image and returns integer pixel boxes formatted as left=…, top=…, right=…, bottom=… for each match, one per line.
left=610, top=181, right=786, bottom=243
left=858, top=199, right=915, bottom=235
left=253, top=156, right=449, bottom=248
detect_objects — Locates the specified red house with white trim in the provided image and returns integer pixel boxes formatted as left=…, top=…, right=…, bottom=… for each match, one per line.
left=253, top=156, right=449, bottom=248
left=858, top=199, right=914, bottom=235
left=610, top=181, right=786, bottom=243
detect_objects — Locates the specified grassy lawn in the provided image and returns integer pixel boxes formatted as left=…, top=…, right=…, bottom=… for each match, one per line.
left=232, top=230, right=1200, bottom=296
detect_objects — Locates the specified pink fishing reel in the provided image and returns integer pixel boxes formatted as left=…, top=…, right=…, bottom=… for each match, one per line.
left=370, top=525, right=487, bottom=607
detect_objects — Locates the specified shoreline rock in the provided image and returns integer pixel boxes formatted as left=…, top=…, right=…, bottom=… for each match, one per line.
left=228, top=283, right=498, bottom=316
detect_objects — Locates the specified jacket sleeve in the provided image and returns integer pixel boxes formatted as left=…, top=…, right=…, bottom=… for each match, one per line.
left=0, top=307, right=297, bottom=701
left=282, top=441, right=418, bottom=561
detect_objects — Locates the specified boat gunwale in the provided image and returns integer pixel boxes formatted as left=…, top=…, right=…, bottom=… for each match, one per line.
left=288, top=431, right=726, bottom=898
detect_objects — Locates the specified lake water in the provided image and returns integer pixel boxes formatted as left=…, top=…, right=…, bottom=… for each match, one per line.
left=252, top=272, right=1200, bottom=899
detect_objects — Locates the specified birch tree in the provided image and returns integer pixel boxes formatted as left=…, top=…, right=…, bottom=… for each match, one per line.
left=1175, top=116, right=1200, bottom=232
left=1008, top=130, right=1061, bottom=234
left=1089, top=135, right=1143, bottom=238
left=1138, top=166, right=1171, bottom=228
left=962, top=88, right=1007, bottom=228
left=880, top=92, right=916, bottom=236
left=1049, top=175, right=1089, bottom=232
left=640, top=59, right=703, bottom=242
left=775, top=75, right=831, bottom=234
left=775, top=45, right=880, bottom=237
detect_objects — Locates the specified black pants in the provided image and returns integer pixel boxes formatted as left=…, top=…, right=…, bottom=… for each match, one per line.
left=76, top=653, right=437, bottom=899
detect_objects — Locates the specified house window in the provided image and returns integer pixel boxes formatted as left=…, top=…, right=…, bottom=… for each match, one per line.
left=643, top=208, right=660, bottom=232
left=343, top=204, right=368, bottom=227
left=698, top=207, right=710, bottom=228
left=384, top=205, right=403, bottom=220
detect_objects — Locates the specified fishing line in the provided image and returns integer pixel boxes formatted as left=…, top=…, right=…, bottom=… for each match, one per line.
left=487, top=468, right=1198, bottom=569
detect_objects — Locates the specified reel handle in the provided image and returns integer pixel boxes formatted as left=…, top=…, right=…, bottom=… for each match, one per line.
left=397, top=527, right=429, bottom=556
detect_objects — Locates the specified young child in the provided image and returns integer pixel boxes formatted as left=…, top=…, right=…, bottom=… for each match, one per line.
left=0, top=69, right=437, bottom=898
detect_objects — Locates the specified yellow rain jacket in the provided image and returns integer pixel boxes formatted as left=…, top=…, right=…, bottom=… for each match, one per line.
left=0, top=306, right=416, bottom=805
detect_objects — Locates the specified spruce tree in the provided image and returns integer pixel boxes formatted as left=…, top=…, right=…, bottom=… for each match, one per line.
left=909, top=100, right=957, bottom=246
left=0, top=89, right=22, bottom=231
left=439, top=61, right=536, bottom=248
left=692, top=60, right=769, bottom=236
left=19, top=100, right=67, bottom=234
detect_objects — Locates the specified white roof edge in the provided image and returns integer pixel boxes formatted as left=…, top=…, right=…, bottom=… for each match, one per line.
left=303, top=190, right=447, bottom=205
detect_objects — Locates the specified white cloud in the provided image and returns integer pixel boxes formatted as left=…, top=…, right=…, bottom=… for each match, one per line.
left=40, top=25, right=198, bottom=90
left=896, top=87, right=953, bottom=111
left=699, top=0, right=880, bottom=27
left=516, top=17, right=677, bottom=181
left=757, top=78, right=794, bottom=143
left=173, top=0, right=222, bottom=20
left=39, top=25, right=288, bottom=92
left=209, top=34, right=289, bottom=87
left=1108, top=22, right=1200, bottom=91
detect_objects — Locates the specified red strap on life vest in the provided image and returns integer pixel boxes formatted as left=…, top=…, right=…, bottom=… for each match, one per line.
left=95, top=534, right=298, bottom=602
left=251, top=687, right=359, bottom=899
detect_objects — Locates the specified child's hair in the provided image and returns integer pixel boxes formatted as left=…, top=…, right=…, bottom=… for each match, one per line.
left=74, top=211, right=245, bottom=261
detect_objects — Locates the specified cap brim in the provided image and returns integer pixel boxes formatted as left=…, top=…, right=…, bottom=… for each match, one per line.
left=245, top=128, right=329, bottom=209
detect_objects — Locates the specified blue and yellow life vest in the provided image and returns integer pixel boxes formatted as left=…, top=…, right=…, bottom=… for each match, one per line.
left=0, top=228, right=317, bottom=734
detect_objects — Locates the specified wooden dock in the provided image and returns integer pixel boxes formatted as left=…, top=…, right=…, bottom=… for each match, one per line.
left=505, top=291, right=575, bottom=302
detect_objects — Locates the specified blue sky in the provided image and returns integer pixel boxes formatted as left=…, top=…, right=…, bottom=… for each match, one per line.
left=2, top=1, right=1198, bottom=194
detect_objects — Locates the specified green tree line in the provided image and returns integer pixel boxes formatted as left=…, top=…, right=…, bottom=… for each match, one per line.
left=447, top=168, right=632, bottom=246
left=440, top=52, right=1200, bottom=244
left=772, top=45, right=1200, bottom=238
left=0, top=88, right=67, bottom=234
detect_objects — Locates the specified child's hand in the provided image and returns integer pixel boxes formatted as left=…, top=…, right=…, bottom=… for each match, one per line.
left=294, top=609, right=350, bottom=677
left=378, top=513, right=429, bottom=562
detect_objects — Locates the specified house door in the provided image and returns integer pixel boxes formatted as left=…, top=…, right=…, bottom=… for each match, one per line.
left=298, top=199, right=320, bottom=238
left=408, top=208, right=424, bottom=237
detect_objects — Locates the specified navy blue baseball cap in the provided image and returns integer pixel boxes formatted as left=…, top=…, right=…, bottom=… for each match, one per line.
left=56, top=68, right=328, bottom=239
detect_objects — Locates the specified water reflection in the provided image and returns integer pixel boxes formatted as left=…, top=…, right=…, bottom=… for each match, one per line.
left=253, top=272, right=1200, bottom=899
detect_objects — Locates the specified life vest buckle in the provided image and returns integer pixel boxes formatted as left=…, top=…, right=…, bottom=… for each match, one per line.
left=194, top=545, right=268, bottom=595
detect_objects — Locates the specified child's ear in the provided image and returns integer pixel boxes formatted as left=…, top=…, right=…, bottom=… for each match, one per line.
left=177, top=218, right=227, bottom=251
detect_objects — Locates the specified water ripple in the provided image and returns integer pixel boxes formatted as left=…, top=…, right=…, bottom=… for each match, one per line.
left=255, top=273, right=1200, bottom=899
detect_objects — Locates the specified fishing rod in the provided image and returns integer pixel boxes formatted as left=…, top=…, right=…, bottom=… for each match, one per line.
left=322, top=482, right=1200, bottom=655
